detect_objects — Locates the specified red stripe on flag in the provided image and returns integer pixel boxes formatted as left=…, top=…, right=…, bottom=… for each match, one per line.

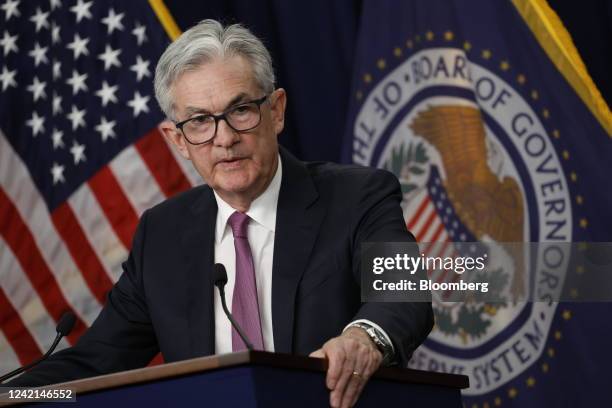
left=135, top=128, right=191, bottom=197
left=416, top=207, right=438, bottom=242
left=88, top=167, right=139, bottom=250
left=407, top=195, right=430, bottom=231
left=51, top=203, right=114, bottom=305
left=0, top=288, right=42, bottom=365
left=0, top=188, right=87, bottom=345
left=429, top=221, right=446, bottom=243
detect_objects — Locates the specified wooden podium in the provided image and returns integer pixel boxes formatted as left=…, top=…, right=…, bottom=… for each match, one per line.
left=1, top=351, right=469, bottom=407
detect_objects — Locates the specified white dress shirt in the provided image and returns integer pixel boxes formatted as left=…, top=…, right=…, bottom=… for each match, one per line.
left=212, top=155, right=394, bottom=356
left=213, top=156, right=282, bottom=353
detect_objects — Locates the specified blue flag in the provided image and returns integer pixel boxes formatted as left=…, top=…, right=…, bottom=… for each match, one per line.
left=342, top=0, right=612, bottom=406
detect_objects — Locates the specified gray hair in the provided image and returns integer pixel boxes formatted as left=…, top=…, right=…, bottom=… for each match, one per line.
left=154, top=19, right=276, bottom=119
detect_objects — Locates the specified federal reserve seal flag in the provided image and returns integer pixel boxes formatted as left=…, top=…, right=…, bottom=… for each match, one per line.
left=342, top=0, right=612, bottom=406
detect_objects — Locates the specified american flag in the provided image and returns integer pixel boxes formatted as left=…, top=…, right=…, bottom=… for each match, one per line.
left=0, top=0, right=200, bottom=372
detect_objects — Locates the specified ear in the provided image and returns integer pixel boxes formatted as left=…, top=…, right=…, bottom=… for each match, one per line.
left=159, top=120, right=191, bottom=160
left=269, top=88, right=287, bottom=135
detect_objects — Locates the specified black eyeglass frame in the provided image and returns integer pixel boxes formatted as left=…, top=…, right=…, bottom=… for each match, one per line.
left=174, top=94, right=269, bottom=146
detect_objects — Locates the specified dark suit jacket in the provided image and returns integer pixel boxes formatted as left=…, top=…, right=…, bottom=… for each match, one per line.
left=8, top=147, right=433, bottom=386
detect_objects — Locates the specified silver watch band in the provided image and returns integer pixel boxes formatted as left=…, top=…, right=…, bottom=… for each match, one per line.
left=350, top=322, right=395, bottom=365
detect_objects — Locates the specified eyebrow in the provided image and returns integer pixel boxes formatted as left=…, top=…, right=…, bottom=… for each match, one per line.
left=183, top=92, right=251, bottom=118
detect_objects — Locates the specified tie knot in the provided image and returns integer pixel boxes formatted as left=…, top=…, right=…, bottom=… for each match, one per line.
left=228, top=211, right=250, bottom=238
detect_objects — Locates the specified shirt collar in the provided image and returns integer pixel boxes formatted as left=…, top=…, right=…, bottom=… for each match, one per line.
left=214, top=154, right=282, bottom=243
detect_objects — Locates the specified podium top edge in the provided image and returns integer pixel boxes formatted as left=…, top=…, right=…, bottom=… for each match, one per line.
left=1, top=351, right=469, bottom=398
left=246, top=351, right=469, bottom=389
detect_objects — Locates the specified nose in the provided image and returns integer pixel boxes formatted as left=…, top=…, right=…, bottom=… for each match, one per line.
left=213, top=118, right=239, bottom=148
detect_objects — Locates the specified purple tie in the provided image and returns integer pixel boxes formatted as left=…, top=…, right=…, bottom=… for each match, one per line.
left=227, top=211, right=264, bottom=351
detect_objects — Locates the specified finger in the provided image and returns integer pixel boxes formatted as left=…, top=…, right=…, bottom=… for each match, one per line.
left=329, top=343, right=357, bottom=407
left=340, top=345, right=370, bottom=408
left=350, top=349, right=379, bottom=407
left=309, top=349, right=325, bottom=358
left=335, top=341, right=368, bottom=408
left=349, top=350, right=373, bottom=407
left=325, top=341, right=347, bottom=390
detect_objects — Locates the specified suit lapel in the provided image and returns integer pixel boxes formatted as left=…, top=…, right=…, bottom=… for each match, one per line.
left=182, top=187, right=217, bottom=357
left=179, top=148, right=324, bottom=356
left=272, top=148, right=325, bottom=353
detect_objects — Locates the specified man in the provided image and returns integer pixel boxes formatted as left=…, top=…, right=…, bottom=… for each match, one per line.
left=6, top=20, right=433, bottom=408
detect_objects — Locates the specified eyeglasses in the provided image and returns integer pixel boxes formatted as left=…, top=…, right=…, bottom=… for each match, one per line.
left=174, top=95, right=269, bottom=145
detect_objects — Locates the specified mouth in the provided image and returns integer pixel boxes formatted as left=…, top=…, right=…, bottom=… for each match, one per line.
left=216, top=157, right=247, bottom=169
left=217, top=156, right=245, bottom=164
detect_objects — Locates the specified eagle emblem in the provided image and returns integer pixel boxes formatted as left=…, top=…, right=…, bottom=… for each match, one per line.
left=386, top=105, right=527, bottom=340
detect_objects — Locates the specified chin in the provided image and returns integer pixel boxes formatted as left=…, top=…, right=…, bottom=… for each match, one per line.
left=216, top=175, right=255, bottom=194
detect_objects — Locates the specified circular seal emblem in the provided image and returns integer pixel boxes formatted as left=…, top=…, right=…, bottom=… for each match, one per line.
left=351, top=47, right=574, bottom=397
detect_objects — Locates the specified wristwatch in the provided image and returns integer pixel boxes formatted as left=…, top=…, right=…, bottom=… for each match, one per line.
left=349, top=322, right=396, bottom=366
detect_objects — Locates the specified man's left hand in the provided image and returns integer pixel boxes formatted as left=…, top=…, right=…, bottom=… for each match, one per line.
left=309, top=327, right=383, bottom=408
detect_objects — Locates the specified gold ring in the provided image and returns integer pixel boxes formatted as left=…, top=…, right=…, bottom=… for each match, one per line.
left=352, top=371, right=362, bottom=378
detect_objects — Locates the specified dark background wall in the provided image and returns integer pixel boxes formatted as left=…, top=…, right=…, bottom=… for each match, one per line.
left=164, top=0, right=611, bottom=162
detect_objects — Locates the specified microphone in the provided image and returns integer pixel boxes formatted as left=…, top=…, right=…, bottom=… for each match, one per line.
left=0, top=312, right=76, bottom=383
left=213, top=263, right=254, bottom=350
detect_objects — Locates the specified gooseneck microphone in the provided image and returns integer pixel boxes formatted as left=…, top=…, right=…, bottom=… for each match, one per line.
left=213, top=263, right=254, bottom=350
left=0, top=312, right=76, bottom=383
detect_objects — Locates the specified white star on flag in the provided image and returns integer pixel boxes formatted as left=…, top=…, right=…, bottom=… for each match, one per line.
left=66, top=69, right=88, bottom=95
left=50, top=162, right=65, bottom=184
left=101, top=8, right=125, bottom=34
left=70, top=0, right=92, bottom=23
left=95, top=116, right=117, bottom=142
left=66, top=33, right=89, bottom=60
left=51, top=22, right=61, bottom=44
left=27, top=76, right=47, bottom=101
left=98, top=45, right=122, bottom=71
left=67, top=104, right=86, bottom=130
left=130, top=56, right=150, bottom=81
left=49, top=0, right=62, bottom=10
left=28, top=42, right=49, bottom=66
left=0, top=30, right=18, bottom=56
left=52, top=92, right=62, bottom=115
left=132, top=22, right=147, bottom=45
left=95, top=81, right=118, bottom=106
left=1, top=0, right=20, bottom=21
left=26, top=111, right=45, bottom=136
left=0, top=66, right=17, bottom=91
left=70, top=140, right=86, bottom=164
left=127, top=91, right=150, bottom=117
left=52, top=60, right=61, bottom=80
left=51, top=128, right=64, bottom=149
left=29, top=7, right=50, bottom=32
